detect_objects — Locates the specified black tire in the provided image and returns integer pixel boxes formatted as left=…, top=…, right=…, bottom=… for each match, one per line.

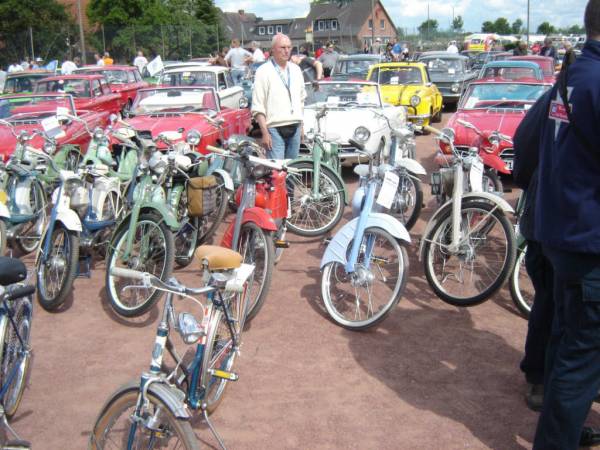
left=0, top=220, right=7, bottom=256
left=105, top=213, right=175, bottom=317
left=236, top=221, right=274, bottom=322
left=173, top=187, right=199, bottom=269
left=12, top=180, right=46, bottom=255
left=285, top=161, right=345, bottom=237
left=481, top=169, right=503, bottom=194
left=390, top=171, right=423, bottom=231
left=423, top=200, right=516, bottom=306
left=1, top=294, right=32, bottom=418
left=509, top=241, right=533, bottom=318
left=198, top=173, right=229, bottom=244
left=90, top=387, right=199, bottom=450
left=64, top=150, right=82, bottom=172
left=431, top=107, right=442, bottom=123
left=36, top=224, right=79, bottom=311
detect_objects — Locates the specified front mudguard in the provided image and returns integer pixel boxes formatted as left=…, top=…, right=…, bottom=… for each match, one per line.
left=210, top=168, right=234, bottom=192
left=320, top=213, right=411, bottom=269
left=221, top=206, right=278, bottom=248
left=117, top=201, right=181, bottom=233
left=288, top=157, right=349, bottom=205
left=480, top=152, right=511, bottom=174
left=55, top=208, right=83, bottom=232
left=396, top=158, right=426, bottom=176
left=418, top=193, right=515, bottom=261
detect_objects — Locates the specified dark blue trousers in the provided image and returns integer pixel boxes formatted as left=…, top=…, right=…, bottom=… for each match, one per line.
left=533, top=247, right=600, bottom=450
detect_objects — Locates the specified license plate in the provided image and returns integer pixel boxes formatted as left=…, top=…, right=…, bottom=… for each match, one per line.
left=376, top=171, right=400, bottom=209
left=505, top=159, right=514, bottom=170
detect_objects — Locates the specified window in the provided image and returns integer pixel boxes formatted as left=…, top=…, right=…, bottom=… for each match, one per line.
left=368, top=19, right=373, bottom=30
left=127, top=71, right=136, bottom=83
left=331, top=19, right=338, bottom=30
left=217, top=73, right=227, bottom=90
left=259, top=26, right=265, bottom=35
left=134, top=70, right=142, bottom=82
left=225, top=72, right=234, bottom=88
left=92, top=80, right=102, bottom=97
left=267, top=25, right=274, bottom=34
left=380, top=19, right=385, bottom=30
left=100, top=80, right=111, bottom=95
left=318, top=20, right=325, bottom=31
left=276, top=25, right=283, bottom=33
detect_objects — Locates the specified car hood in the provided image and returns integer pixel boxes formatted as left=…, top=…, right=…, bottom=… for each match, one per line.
left=127, top=113, right=215, bottom=147
left=448, top=109, right=526, bottom=145
left=429, top=72, right=476, bottom=83
left=379, top=84, right=426, bottom=105
left=0, top=123, right=71, bottom=159
left=303, top=107, right=387, bottom=142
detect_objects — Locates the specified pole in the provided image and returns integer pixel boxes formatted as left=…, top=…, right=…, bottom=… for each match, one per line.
left=216, top=24, right=220, bottom=53
left=77, top=0, right=86, bottom=64
left=526, top=0, right=530, bottom=46
left=370, top=0, right=375, bottom=46
left=161, top=25, right=165, bottom=58
left=189, top=25, right=193, bottom=59
left=29, top=27, right=35, bottom=61
left=102, top=25, right=106, bottom=53
left=427, top=3, right=430, bottom=41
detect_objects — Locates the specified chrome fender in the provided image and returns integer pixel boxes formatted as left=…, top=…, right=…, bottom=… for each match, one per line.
left=320, top=213, right=411, bottom=269
left=56, top=208, right=82, bottom=232
left=396, top=158, right=426, bottom=175
left=418, top=193, right=515, bottom=261
left=212, top=169, right=234, bottom=191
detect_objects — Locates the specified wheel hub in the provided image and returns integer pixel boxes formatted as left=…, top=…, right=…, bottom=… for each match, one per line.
left=351, top=265, right=374, bottom=286
left=48, top=255, right=66, bottom=271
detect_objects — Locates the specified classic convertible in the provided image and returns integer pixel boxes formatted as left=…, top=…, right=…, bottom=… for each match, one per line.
left=367, top=62, right=443, bottom=128
left=125, top=86, right=251, bottom=152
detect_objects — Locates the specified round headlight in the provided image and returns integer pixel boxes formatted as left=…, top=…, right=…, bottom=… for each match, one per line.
left=186, top=129, right=201, bottom=146
left=353, top=126, right=371, bottom=143
left=43, top=141, right=56, bottom=155
left=239, top=97, right=249, bottom=108
left=410, top=95, right=421, bottom=107
left=93, top=127, right=105, bottom=141
left=451, top=82, right=460, bottom=93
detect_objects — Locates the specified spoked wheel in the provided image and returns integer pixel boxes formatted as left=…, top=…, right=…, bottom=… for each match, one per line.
left=200, top=309, right=237, bottom=415
left=90, top=387, right=199, bottom=450
left=1, top=295, right=32, bottom=418
left=10, top=179, right=46, bottom=255
left=510, top=241, right=533, bottom=318
left=321, top=227, right=409, bottom=330
left=106, top=214, right=174, bottom=317
left=423, top=200, right=516, bottom=306
left=36, top=224, right=79, bottom=311
left=285, top=161, right=345, bottom=237
left=389, top=171, right=423, bottom=231
left=197, top=174, right=229, bottom=245
left=96, top=191, right=122, bottom=259
left=174, top=188, right=199, bottom=269
left=236, top=222, right=274, bottom=322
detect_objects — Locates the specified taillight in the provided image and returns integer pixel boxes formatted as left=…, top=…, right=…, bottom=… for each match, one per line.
left=439, top=141, right=452, bottom=155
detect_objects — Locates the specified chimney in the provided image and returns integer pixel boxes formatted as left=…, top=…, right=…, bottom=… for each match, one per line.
left=238, top=9, right=245, bottom=16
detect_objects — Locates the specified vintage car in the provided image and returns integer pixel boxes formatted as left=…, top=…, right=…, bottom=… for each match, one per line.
left=0, top=93, right=112, bottom=159
left=125, top=86, right=251, bottom=152
left=330, top=54, right=384, bottom=81
left=74, top=65, right=149, bottom=112
left=508, top=55, right=556, bottom=82
left=33, top=74, right=122, bottom=115
left=367, top=62, right=443, bottom=127
left=157, top=66, right=247, bottom=110
left=470, top=51, right=513, bottom=71
left=477, top=60, right=544, bottom=81
left=445, top=77, right=552, bottom=171
left=302, top=81, right=407, bottom=165
left=1, top=71, right=54, bottom=96
left=417, top=52, right=477, bottom=105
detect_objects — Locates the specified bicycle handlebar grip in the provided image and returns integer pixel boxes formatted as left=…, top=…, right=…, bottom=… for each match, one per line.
left=6, top=285, right=35, bottom=301
left=206, top=145, right=227, bottom=155
left=110, top=267, right=146, bottom=280
left=422, top=125, right=440, bottom=135
left=247, top=155, right=286, bottom=171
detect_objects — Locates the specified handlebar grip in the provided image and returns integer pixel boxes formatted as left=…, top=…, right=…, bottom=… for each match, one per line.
left=422, top=125, right=441, bottom=135
left=5, top=285, right=35, bottom=301
left=247, top=155, right=285, bottom=170
left=206, top=145, right=227, bottom=155
left=110, top=267, right=146, bottom=280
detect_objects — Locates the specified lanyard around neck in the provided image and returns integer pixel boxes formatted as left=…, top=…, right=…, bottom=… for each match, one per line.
left=271, top=58, right=293, bottom=113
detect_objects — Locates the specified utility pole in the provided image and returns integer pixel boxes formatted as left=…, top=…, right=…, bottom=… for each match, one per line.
left=29, top=27, right=35, bottom=60
left=77, top=0, right=86, bottom=63
left=526, top=0, right=530, bottom=46
left=370, top=0, right=375, bottom=46
left=427, top=3, right=430, bottom=41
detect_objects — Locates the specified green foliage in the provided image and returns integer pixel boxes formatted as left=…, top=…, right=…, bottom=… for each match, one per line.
left=418, top=19, right=439, bottom=36
left=511, top=19, right=523, bottom=34
left=452, top=15, right=464, bottom=32
left=482, top=21, right=494, bottom=33
left=493, top=18, right=511, bottom=34
left=565, top=24, right=584, bottom=34
left=87, top=0, right=146, bottom=26
left=537, top=21, right=556, bottom=35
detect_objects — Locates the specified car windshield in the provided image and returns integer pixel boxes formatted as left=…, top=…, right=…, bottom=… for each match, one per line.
left=369, top=67, right=423, bottom=85
left=131, top=88, right=218, bottom=115
left=461, top=83, right=550, bottom=110
left=305, top=83, right=382, bottom=108
left=35, top=79, right=91, bottom=98
left=158, top=71, right=216, bottom=88
left=421, top=58, right=465, bottom=73
left=0, top=94, right=76, bottom=120
left=85, top=70, right=129, bottom=84
left=480, top=66, right=539, bottom=80
left=335, top=59, right=376, bottom=76
left=2, top=75, right=47, bottom=94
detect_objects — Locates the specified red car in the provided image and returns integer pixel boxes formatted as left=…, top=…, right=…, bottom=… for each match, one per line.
left=442, top=77, right=552, bottom=172
left=508, top=55, right=556, bottom=83
left=125, top=87, right=252, bottom=152
left=33, top=74, right=122, bottom=115
left=74, top=65, right=149, bottom=113
left=0, top=94, right=112, bottom=159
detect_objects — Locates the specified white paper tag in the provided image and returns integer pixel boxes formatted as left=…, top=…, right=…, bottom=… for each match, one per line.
left=448, top=68, right=456, bottom=74
left=41, top=116, right=65, bottom=139
left=376, top=171, right=400, bottom=209
left=326, top=96, right=340, bottom=105
left=469, top=159, right=484, bottom=192
left=390, top=76, right=399, bottom=85
left=56, top=106, right=70, bottom=118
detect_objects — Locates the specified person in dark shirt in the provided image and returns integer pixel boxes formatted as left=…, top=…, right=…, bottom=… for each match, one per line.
left=540, top=37, right=558, bottom=61
left=291, top=51, right=323, bottom=82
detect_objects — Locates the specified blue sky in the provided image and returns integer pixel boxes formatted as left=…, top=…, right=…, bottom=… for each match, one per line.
left=216, top=0, right=586, bottom=33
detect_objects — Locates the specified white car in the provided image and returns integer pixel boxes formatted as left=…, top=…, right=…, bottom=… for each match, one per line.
left=302, top=81, right=407, bottom=165
left=157, top=66, right=247, bottom=110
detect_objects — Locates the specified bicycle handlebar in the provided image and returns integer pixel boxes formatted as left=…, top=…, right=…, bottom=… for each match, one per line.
left=206, top=145, right=299, bottom=173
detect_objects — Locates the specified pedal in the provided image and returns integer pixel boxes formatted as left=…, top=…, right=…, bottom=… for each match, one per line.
left=209, top=369, right=239, bottom=381
left=274, top=240, right=289, bottom=249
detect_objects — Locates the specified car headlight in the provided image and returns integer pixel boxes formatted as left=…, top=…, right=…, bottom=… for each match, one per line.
left=93, top=127, right=105, bottom=141
left=186, top=129, right=201, bottom=146
left=451, top=82, right=460, bottom=93
left=353, top=126, right=371, bottom=143
left=410, top=95, right=421, bottom=107
left=239, top=97, right=249, bottom=108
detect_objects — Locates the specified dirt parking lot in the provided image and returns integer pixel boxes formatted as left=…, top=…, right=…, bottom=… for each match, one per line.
left=12, top=113, right=600, bottom=449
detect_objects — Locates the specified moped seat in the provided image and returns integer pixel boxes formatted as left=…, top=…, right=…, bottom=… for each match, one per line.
left=0, top=257, right=27, bottom=286
left=195, top=245, right=242, bottom=271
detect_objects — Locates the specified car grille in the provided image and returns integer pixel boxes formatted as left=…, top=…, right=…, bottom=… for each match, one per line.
left=10, top=119, right=38, bottom=125
left=499, top=148, right=514, bottom=160
left=137, top=130, right=153, bottom=140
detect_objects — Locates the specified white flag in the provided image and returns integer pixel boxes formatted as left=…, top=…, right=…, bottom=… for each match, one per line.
left=146, top=55, right=164, bottom=76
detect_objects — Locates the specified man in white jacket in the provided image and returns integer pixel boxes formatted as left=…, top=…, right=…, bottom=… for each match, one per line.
left=252, top=34, right=306, bottom=159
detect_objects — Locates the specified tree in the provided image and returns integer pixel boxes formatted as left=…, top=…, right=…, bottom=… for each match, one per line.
left=493, top=17, right=511, bottom=34
left=511, top=18, right=523, bottom=34
left=482, top=21, right=494, bottom=33
left=537, top=21, right=556, bottom=35
left=195, top=0, right=220, bottom=25
left=452, top=15, right=464, bottom=33
left=87, top=0, right=146, bottom=26
left=418, top=19, right=438, bottom=37
left=566, top=24, right=585, bottom=34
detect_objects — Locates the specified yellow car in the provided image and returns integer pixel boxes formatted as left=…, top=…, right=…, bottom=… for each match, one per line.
left=367, top=62, right=443, bottom=127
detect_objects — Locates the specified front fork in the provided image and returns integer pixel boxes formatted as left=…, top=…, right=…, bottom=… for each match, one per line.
left=449, top=164, right=464, bottom=253
left=345, top=181, right=376, bottom=274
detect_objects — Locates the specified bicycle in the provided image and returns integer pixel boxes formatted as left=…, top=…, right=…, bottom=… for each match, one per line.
left=90, top=245, right=254, bottom=450
left=509, top=191, right=534, bottom=317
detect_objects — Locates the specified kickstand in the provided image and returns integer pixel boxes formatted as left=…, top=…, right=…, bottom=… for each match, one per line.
left=202, top=407, right=227, bottom=450
left=1, top=409, right=24, bottom=444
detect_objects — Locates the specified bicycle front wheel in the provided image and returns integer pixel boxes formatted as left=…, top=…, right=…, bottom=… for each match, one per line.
left=90, top=388, right=199, bottom=450
left=389, top=171, right=423, bottom=231
left=510, top=241, right=533, bottom=318
left=173, top=188, right=199, bottom=269
left=11, top=179, right=46, bottom=255
left=423, top=200, right=516, bottom=306
left=286, top=161, right=345, bottom=237
left=321, top=227, right=409, bottom=330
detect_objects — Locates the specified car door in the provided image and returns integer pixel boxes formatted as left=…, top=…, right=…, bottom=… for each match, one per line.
left=217, top=71, right=243, bottom=109
left=100, top=78, right=122, bottom=113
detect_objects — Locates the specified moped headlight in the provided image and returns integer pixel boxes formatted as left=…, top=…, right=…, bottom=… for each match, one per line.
left=177, top=312, right=204, bottom=344
left=43, top=141, right=56, bottom=155
left=186, top=129, right=201, bottom=146
left=451, top=82, right=460, bottom=93
left=239, top=96, right=249, bottom=108
left=353, top=126, right=371, bottom=143
left=93, top=127, right=105, bottom=141
left=410, top=95, right=421, bottom=107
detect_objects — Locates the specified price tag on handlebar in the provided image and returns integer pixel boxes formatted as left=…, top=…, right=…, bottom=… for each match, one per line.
left=376, top=171, right=400, bottom=209
left=469, top=158, right=484, bottom=193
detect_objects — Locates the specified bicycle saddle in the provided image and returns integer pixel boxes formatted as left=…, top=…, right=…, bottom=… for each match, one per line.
left=0, top=257, right=27, bottom=286
left=195, top=245, right=242, bottom=271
